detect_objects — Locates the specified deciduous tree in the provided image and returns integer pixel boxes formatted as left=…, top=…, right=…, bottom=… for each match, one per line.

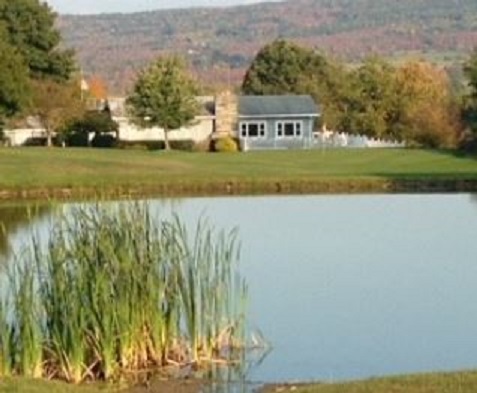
left=30, top=79, right=84, bottom=147
left=242, top=39, right=320, bottom=95
left=346, top=57, right=398, bottom=138
left=394, top=60, right=458, bottom=148
left=87, top=76, right=108, bottom=101
left=462, top=50, right=477, bottom=134
left=127, top=56, right=199, bottom=150
left=242, top=39, right=349, bottom=130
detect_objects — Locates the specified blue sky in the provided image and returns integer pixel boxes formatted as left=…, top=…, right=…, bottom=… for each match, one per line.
left=45, top=0, right=277, bottom=15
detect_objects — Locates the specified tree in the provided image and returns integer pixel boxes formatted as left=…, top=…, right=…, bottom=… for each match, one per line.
left=464, top=49, right=477, bottom=101
left=345, top=57, right=398, bottom=139
left=462, top=50, right=477, bottom=134
left=0, top=0, right=75, bottom=81
left=127, top=56, right=199, bottom=150
left=242, top=39, right=321, bottom=95
left=30, top=79, right=84, bottom=147
left=459, top=50, right=477, bottom=152
left=394, top=60, right=458, bottom=148
left=87, top=76, right=108, bottom=101
left=0, top=35, right=30, bottom=133
left=242, top=39, right=348, bottom=129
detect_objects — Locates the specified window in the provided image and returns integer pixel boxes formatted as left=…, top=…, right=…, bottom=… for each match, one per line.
left=276, top=121, right=303, bottom=138
left=240, top=122, right=267, bottom=139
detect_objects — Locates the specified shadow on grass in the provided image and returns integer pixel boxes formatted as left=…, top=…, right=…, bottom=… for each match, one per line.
left=432, top=148, right=477, bottom=161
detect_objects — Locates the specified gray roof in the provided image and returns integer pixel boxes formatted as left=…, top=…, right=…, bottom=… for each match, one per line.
left=238, top=95, right=319, bottom=117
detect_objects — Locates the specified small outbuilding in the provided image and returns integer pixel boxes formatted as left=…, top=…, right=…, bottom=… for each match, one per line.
left=237, top=95, right=320, bottom=150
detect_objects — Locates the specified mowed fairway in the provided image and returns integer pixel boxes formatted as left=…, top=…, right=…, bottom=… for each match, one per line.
left=0, top=148, right=476, bottom=197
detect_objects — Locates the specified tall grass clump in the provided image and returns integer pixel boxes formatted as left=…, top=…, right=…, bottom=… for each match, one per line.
left=0, top=201, right=248, bottom=383
left=0, top=297, right=13, bottom=377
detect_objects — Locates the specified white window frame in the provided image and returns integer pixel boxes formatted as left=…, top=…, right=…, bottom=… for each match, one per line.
left=276, top=121, right=304, bottom=139
left=239, top=121, right=267, bottom=139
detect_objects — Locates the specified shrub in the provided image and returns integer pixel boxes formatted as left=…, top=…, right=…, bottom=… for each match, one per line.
left=121, top=143, right=149, bottom=151
left=458, top=129, right=477, bottom=154
left=117, top=139, right=196, bottom=151
left=66, top=132, right=89, bottom=147
left=214, top=136, right=239, bottom=153
left=117, top=140, right=164, bottom=150
left=23, top=136, right=64, bottom=147
left=91, top=133, right=117, bottom=148
left=169, top=139, right=195, bottom=151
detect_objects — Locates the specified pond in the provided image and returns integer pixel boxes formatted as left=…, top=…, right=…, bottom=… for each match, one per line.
left=1, top=194, right=477, bottom=385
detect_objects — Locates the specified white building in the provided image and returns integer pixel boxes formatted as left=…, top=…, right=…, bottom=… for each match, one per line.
left=107, top=96, right=215, bottom=144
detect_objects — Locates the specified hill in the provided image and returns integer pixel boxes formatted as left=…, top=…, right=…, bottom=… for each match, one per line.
left=57, top=0, right=477, bottom=93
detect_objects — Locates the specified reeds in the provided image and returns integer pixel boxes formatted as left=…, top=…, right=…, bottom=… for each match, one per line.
left=0, top=201, right=248, bottom=383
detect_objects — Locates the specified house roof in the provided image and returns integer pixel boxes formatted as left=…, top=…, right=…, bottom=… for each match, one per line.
left=238, top=95, right=319, bottom=118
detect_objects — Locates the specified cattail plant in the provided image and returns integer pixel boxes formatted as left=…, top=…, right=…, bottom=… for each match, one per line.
left=0, top=201, right=249, bottom=383
left=0, top=297, right=13, bottom=377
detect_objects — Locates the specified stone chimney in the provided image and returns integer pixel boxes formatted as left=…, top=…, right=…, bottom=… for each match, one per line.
left=214, top=90, right=238, bottom=138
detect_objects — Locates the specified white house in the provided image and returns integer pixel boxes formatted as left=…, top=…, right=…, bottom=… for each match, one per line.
left=107, top=96, right=215, bottom=144
left=2, top=117, right=47, bottom=146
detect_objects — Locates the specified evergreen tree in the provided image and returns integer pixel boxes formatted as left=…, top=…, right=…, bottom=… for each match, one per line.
left=0, top=34, right=30, bottom=132
left=0, top=0, right=75, bottom=81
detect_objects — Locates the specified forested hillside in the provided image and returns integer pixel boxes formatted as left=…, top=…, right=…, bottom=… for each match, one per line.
left=57, top=0, right=477, bottom=93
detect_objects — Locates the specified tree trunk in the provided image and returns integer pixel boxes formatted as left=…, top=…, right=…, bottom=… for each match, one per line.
left=164, top=127, right=171, bottom=150
left=46, top=128, right=53, bottom=147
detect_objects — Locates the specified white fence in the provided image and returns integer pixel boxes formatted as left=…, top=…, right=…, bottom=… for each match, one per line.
left=313, top=131, right=405, bottom=149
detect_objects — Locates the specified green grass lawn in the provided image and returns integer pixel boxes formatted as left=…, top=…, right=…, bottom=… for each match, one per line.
left=0, top=147, right=476, bottom=198
left=0, top=378, right=115, bottom=393
left=3, top=371, right=477, bottom=393
left=264, top=370, right=477, bottom=393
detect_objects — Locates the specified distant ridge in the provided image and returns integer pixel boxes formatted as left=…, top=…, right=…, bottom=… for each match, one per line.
left=57, top=0, right=477, bottom=93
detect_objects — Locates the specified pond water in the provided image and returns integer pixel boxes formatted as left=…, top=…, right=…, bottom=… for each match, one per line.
left=1, top=194, right=477, bottom=385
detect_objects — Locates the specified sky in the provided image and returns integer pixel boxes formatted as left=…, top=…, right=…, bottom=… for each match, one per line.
left=44, top=0, right=276, bottom=15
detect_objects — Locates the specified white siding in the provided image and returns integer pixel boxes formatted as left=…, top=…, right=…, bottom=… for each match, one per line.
left=3, top=128, right=46, bottom=146
left=115, top=116, right=214, bottom=142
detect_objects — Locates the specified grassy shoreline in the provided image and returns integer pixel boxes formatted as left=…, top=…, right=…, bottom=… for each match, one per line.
left=2, top=177, right=477, bottom=203
left=0, top=148, right=477, bottom=202
left=3, top=370, right=477, bottom=393
left=262, top=370, right=477, bottom=393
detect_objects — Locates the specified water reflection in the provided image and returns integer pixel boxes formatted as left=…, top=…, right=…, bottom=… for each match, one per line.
left=2, top=195, right=477, bottom=386
left=471, top=194, right=477, bottom=206
left=0, top=204, right=51, bottom=262
left=150, top=194, right=477, bottom=383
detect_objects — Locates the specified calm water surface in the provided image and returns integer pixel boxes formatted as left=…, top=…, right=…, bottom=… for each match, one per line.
left=1, top=194, right=477, bottom=384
